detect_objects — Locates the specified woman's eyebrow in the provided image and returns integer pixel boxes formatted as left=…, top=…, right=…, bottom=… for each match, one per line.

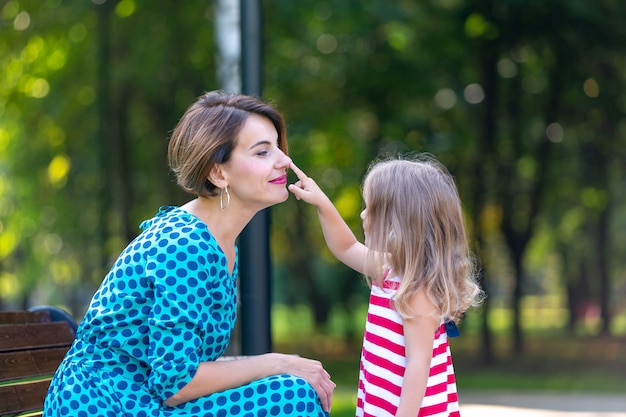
left=248, top=139, right=273, bottom=150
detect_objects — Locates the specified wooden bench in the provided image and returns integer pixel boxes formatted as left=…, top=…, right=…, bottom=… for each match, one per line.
left=0, top=308, right=76, bottom=417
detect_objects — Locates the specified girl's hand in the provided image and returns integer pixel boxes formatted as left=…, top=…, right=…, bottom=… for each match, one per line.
left=288, top=162, right=327, bottom=206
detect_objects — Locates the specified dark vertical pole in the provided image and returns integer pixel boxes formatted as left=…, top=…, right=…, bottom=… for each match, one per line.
left=96, top=0, right=112, bottom=282
left=239, top=0, right=272, bottom=355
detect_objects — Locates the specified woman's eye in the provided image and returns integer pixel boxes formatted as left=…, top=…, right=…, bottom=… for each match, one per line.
left=257, top=150, right=269, bottom=156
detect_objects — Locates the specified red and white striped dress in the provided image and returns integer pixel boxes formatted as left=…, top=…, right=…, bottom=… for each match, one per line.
left=356, top=275, right=461, bottom=417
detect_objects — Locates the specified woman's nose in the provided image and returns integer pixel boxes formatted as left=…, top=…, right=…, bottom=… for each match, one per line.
left=278, top=149, right=292, bottom=168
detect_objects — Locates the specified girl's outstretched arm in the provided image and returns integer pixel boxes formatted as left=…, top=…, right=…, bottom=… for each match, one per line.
left=289, top=162, right=367, bottom=274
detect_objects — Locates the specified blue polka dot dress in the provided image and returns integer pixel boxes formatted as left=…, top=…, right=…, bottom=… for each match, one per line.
left=44, top=206, right=327, bottom=417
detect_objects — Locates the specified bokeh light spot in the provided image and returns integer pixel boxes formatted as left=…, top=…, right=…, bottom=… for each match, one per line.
left=434, top=88, right=457, bottom=110
left=583, top=78, right=599, bottom=98
left=464, top=83, right=485, bottom=104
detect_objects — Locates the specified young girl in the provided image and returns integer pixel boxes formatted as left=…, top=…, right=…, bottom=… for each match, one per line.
left=288, top=155, right=483, bottom=417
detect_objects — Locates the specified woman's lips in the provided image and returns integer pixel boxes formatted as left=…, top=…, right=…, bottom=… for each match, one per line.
left=269, top=174, right=287, bottom=184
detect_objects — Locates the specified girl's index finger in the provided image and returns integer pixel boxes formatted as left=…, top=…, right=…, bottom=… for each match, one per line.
left=289, top=162, right=308, bottom=180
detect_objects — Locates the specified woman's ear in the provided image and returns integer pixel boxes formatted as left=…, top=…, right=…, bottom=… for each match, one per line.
left=208, top=164, right=228, bottom=189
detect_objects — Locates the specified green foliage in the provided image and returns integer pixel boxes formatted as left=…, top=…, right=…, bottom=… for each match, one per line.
left=0, top=0, right=219, bottom=311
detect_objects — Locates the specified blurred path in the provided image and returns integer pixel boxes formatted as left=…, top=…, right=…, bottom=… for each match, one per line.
left=460, top=391, right=626, bottom=417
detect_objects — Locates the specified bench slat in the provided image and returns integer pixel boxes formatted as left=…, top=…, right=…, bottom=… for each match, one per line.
left=0, top=347, right=69, bottom=382
left=0, top=311, right=51, bottom=325
left=0, top=322, right=75, bottom=353
left=0, top=379, right=51, bottom=415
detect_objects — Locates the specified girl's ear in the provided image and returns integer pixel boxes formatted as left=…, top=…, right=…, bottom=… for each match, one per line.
left=208, top=164, right=228, bottom=189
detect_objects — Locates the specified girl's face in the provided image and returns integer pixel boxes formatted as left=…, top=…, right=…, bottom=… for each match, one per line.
left=360, top=207, right=370, bottom=245
left=361, top=184, right=372, bottom=244
left=221, top=114, right=292, bottom=210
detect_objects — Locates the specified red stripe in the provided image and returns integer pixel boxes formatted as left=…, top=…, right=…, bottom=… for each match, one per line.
left=432, top=340, right=448, bottom=356
left=429, top=361, right=448, bottom=377
left=362, top=349, right=405, bottom=377
left=369, top=292, right=393, bottom=308
left=362, top=391, right=398, bottom=416
left=356, top=396, right=364, bottom=409
left=448, top=373, right=456, bottom=385
left=361, top=366, right=402, bottom=397
left=364, top=330, right=405, bottom=356
left=367, top=310, right=404, bottom=335
left=418, top=400, right=448, bottom=416
left=448, top=391, right=459, bottom=403
left=424, top=380, right=447, bottom=396
left=382, top=280, right=399, bottom=290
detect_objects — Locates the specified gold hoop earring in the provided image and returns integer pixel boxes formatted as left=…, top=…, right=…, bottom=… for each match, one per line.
left=219, top=186, right=230, bottom=210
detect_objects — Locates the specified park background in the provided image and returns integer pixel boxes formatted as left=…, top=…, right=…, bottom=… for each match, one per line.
left=1, top=0, right=625, bottom=415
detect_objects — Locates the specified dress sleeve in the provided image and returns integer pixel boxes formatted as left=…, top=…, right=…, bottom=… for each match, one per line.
left=143, top=222, right=217, bottom=401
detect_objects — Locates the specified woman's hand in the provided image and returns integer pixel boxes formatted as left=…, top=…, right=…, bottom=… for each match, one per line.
left=165, top=353, right=335, bottom=410
left=272, top=353, right=336, bottom=413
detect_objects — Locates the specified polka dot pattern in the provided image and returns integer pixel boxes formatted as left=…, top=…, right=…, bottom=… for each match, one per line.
left=44, top=206, right=327, bottom=417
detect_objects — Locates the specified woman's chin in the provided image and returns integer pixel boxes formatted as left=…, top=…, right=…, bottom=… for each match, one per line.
left=276, top=189, right=290, bottom=203
left=258, top=190, right=289, bottom=209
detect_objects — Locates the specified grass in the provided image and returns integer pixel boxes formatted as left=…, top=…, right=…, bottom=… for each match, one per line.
left=271, top=302, right=626, bottom=416
left=452, top=333, right=626, bottom=392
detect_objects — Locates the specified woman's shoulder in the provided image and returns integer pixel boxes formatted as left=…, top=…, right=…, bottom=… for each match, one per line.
left=139, top=206, right=202, bottom=231
left=137, top=206, right=216, bottom=248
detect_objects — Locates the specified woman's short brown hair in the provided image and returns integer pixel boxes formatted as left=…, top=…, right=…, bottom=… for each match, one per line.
left=168, top=90, right=288, bottom=197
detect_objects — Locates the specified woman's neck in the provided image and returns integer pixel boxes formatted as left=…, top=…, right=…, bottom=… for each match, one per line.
left=181, top=196, right=253, bottom=268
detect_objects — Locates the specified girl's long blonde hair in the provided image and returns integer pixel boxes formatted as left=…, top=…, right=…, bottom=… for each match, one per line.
left=362, top=154, right=483, bottom=322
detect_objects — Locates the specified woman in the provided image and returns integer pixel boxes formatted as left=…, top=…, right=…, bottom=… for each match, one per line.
left=44, top=91, right=335, bottom=417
